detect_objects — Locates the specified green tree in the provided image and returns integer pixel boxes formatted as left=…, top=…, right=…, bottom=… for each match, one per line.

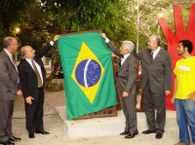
left=1, top=0, right=195, bottom=88
left=128, top=0, right=195, bottom=50
left=0, top=0, right=32, bottom=37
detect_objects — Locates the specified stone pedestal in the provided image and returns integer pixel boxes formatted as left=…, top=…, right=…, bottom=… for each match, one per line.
left=54, top=106, right=177, bottom=139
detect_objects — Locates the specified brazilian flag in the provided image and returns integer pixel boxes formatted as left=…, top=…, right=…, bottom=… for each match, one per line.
left=57, top=32, right=117, bottom=119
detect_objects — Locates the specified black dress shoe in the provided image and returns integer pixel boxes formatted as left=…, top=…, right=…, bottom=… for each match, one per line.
left=155, top=133, right=163, bottom=139
left=142, top=129, right=156, bottom=134
left=35, top=130, right=50, bottom=135
left=124, top=130, right=139, bottom=139
left=28, top=133, right=35, bottom=138
left=0, top=140, right=15, bottom=145
left=9, top=136, right=21, bottom=142
left=120, top=130, right=129, bottom=135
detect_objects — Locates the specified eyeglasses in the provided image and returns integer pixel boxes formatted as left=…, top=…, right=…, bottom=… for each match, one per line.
left=10, top=43, right=19, bottom=46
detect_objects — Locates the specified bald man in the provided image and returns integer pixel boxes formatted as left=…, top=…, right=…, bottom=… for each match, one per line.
left=136, top=35, right=172, bottom=139
left=0, top=36, right=22, bottom=145
left=18, top=35, right=60, bottom=139
left=101, top=33, right=138, bottom=139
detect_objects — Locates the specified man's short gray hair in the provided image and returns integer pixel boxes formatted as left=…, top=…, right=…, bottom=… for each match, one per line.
left=2, top=36, right=15, bottom=48
left=122, top=40, right=134, bottom=53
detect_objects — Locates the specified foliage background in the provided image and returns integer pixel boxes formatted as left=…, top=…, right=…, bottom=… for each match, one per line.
left=0, top=0, right=195, bottom=83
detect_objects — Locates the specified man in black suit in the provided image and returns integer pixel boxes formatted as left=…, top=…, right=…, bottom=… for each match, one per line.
left=0, top=36, right=23, bottom=145
left=137, top=35, right=172, bottom=139
left=101, top=33, right=138, bottom=139
left=18, top=35, right=60, bottom=138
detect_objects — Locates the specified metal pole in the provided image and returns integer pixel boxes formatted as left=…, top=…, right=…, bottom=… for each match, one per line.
left=136, top=0, right=140, bottom=53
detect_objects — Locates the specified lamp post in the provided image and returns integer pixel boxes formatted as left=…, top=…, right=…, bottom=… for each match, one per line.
left=158, top=13, right=164, bottom=34
left=136, top=0, right=140, bottom=53
left=14, top=27, right=20, bottom=63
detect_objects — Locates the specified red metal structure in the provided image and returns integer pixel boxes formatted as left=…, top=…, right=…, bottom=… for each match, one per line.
left=158, top=3, right=195, bottom=110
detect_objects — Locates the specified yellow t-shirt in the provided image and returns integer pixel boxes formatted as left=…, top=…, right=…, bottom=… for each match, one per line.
left=174, top=56, right=195, bottom=100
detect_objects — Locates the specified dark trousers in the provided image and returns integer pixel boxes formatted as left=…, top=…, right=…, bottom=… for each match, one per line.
left=143, top=84, right=166, bottom=133
left=25, top=88, right=44, bottom=134
left=0, top=100, right=14, bottom=141
left=119, top=86, right=137, bottom=133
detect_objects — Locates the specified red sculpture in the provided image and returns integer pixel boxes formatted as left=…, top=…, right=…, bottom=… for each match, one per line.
left=158, top=3, right=195, bottom=110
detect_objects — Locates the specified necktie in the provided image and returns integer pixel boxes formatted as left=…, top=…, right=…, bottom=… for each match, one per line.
left=121, top=57, right=124, bottom=65
left=10, top=55, right=19, bottom=83
left=31, top=60, right=42, bottom=87
left=151, top=52, right=154, bottom=60
left=11, top=55, right=18, bottom=72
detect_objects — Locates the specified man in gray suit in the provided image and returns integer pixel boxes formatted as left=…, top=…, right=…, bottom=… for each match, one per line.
left=0, top=37, right=23, bottom=145
left=137, top=35, right=172, bottom=139
left=101, top=33, right=138, bottom=139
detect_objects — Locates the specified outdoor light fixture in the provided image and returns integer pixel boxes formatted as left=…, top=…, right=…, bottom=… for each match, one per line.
left=15, top=27, right=20, bottom=33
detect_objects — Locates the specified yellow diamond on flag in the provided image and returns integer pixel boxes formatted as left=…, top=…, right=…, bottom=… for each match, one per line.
left=71, top=42, right=104, bottom=104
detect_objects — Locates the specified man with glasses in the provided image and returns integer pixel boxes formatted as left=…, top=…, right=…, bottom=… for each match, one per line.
left=0, top=36, right=23, bottom=145
left=136, top=35, right=172, bottom=139
left=18, top=35, right=60, bottom=139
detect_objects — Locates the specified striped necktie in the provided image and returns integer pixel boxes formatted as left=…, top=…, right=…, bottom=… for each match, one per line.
left=31, top=60, right=42, bottom=87
left=151, top=52, right=154, bottom=60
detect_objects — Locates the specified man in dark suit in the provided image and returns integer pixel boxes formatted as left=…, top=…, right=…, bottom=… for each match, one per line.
left=0, top=36, right=23, bottom=145
left=18, top=35, right=60, bottom=139
left=101, top=33, right=138, bottom=139
left=137, top=35, right=172, bottom=139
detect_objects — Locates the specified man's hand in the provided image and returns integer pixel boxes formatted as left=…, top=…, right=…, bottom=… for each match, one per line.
left=53, top=35, right=60, bottom=42
left=165, top=90, right=171, bottom=96
left=101, top=33, right=107, bottom=40
left=159, top=4, right=195, bottom=57
left=188, top=91, right=195, bottom=101
left=16, top=90, right=23, bottom=97
left=122, top=91, right=129, bottom=98
left=137, top=89, right=143, bottom=95
left=171, top=97, right=175, bottom=103
left=26, top=96, right=34, bottom=105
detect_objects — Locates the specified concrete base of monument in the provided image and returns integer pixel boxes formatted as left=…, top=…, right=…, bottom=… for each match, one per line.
left=54, top=106, right=177, bottom=139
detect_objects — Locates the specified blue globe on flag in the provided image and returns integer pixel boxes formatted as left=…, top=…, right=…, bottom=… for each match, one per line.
left=75, top=59, right=101, bottom=88
left=71, top=42, right=105, bottom=104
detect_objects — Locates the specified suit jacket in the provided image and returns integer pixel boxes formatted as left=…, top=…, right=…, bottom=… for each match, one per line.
left=137, top=48, right=172, bottom=93
left=108, top=41, right=138, bottom=94
left=18, top=43, right=52, bottom=100
left=0, top=50, right=19, bottom=100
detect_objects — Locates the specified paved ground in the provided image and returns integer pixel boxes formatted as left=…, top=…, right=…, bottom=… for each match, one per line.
left=12, top=89, right=194, bottom=145
left=13, top=90, right=66, bottom=145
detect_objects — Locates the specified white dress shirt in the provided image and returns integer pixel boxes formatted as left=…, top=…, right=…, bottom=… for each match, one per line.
left=50, top=41, right=55, bottom=46
left=152, top=47, right=161, bottom=60
left=105, top=38, right=110, bottom=43
left=25, top=58, right=43, bottom=84
left=121, top=53, right=130, bottom=65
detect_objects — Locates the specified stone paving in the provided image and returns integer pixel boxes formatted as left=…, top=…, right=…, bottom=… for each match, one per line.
left=12, top=89, right=194, bottom=145
left=13, top=90, right=66, bottom=145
